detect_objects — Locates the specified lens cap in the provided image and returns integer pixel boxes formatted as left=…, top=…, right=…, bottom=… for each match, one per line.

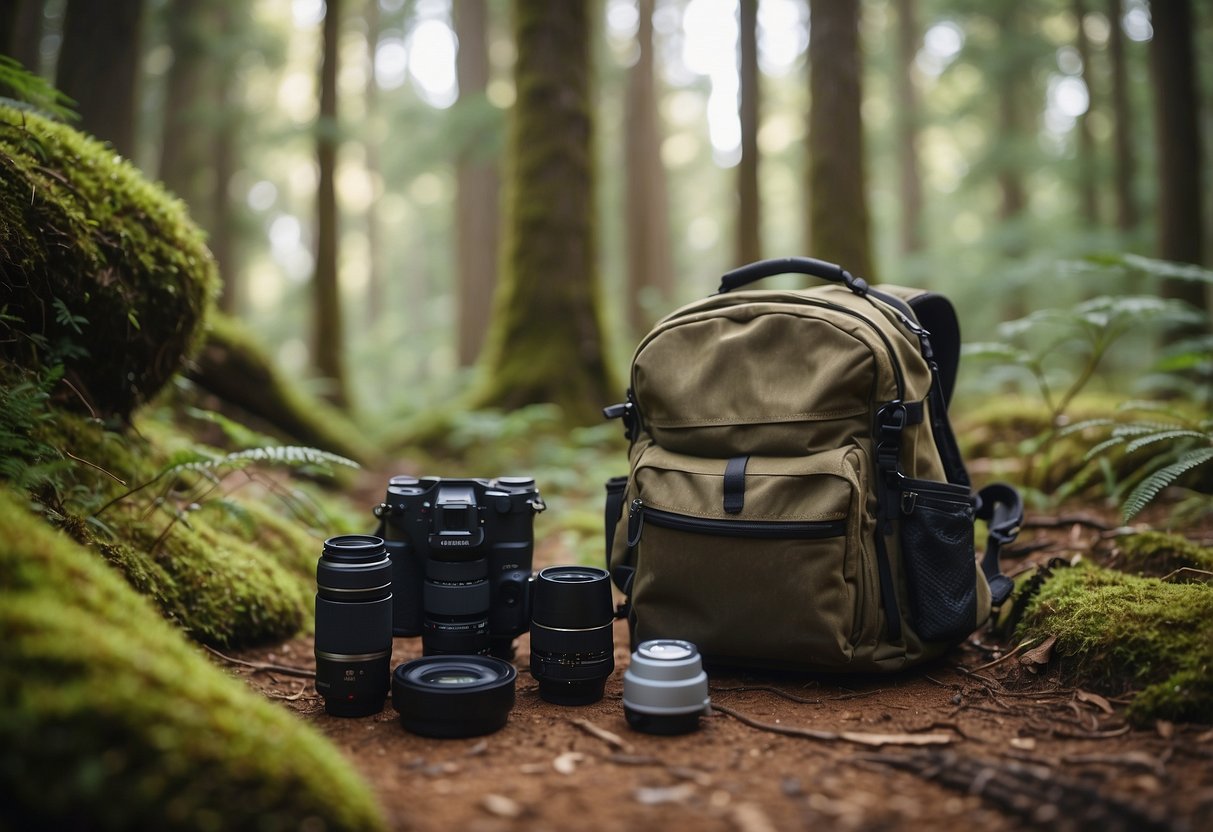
left=392, top=656, right=517, bottom=738
left=622, top=639, right=710, bottom=735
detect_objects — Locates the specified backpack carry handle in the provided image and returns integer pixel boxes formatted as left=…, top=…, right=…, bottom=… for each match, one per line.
left=718, top=257, right=870, bottom=295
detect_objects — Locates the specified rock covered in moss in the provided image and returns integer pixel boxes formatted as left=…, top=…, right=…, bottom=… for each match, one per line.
left=0, top=487, right=386, bottom=831
left=0, top=104, right=217, bottom=418
left=1018, top=562, right=1213, bottom=724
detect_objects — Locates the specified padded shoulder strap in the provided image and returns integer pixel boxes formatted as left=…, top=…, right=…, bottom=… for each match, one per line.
left=905, top=293, right=962, bottom=406
left=975, top=483, right=1024, bottom=606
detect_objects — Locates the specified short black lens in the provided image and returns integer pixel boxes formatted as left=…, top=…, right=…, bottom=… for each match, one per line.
left=315, top=535, right=394, bottom=717
left=393, top=656, right=517, bottom=738
left=529, top=566, right=614, bottom=705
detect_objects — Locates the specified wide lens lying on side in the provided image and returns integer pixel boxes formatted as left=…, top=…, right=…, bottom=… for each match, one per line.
left=622, top=639, right=710, bottom=735
left=392, top=656, right=517, bottom=738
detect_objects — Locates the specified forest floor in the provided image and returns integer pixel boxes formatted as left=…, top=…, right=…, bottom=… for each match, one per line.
left=214, top=474, right=1213, bottom=832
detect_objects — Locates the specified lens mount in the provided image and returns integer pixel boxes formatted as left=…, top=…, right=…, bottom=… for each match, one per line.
left=392, top=656, right=517, bottom=738
left=622, top=639, right=710, bottom=735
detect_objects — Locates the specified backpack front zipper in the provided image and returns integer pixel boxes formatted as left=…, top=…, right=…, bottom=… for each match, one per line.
left=627, top=499, right=846, bottom=548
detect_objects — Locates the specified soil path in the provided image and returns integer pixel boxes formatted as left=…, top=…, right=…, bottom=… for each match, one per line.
left=216, top=470, right=1211, bottom=831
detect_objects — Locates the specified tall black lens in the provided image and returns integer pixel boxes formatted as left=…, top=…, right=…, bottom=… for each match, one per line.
left=422, top=556, right=491, bottom=655
left=529, top=566, right=615, bottom=705
left=315, top=534, right=393, bottom=717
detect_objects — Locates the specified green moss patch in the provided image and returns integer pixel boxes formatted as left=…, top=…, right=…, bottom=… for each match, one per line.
left=0, top=104, right=217, bottom=418
left=0, top=487, right=386, bottom=831
left=1113, top=530, right=1213, bottom=577
left=1018, top=563, right=1213, bottom=724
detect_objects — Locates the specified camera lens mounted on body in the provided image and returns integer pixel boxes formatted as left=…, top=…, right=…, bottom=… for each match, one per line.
left=529, top=566, right=615, bottom=706
left=622, top=639, right=711, bottom=735
left=314, top=534, right=394, bottom=717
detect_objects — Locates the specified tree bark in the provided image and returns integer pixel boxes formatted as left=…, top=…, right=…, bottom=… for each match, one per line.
left=471, top=0, right=615, bottom=425
left=1107, top=0, right=1138, bottom=231
left=1148, top=0, right=1208, bottom=332
left=624, top=0, right=674, bottom=332
left=364, top=0, right=386, bottom=328
left=1, top=0, right=43, bottom=76
left=453, top=0, right=500, bottom=364
left=312, top=0, right=351, bottom=407
left=735, top=0, right=761, bottom=266
left=55, top=0, right=145, bottom=160
left=1072, top=0, right=1099, bottom=226
left=894, top=0, right=924, bottom=254
left=159, top=0, right=214, bottom=227
left=808, top=0, right=874, bottom=279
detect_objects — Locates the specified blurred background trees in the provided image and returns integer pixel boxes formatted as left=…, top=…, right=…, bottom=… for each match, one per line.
left=1, top=0, right=1209, bottom=431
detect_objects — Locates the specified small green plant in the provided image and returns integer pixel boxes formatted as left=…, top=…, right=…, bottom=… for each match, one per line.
left=963, top=253, right=1210, bottom=497
left=0, top=56, right=77, bottom=122
left=93, top=445, right=360, bottom=552
left=1065, top=403, right=1213, bottom=523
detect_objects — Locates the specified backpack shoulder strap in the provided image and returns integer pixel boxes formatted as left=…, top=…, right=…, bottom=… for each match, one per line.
left=975, top=483, right=1024, bottom=606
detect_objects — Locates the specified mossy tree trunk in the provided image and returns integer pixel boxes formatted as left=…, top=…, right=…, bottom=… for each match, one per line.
left=470, top=0, right=615, bottom=426
left=807, top=0, right=874, bottom=280
left=894, top=0, right=924, bottom=255
left=624, top=0, right=674, bottom=334
left=1148, top=0, right=1209, bottom=334
left=454, top=0, right=501, bottom=366
left=313, top=0, right=351, bottom=407
left=1107, top=0, right=1139, bottom=233
left=1072, top=0, right=1099, bottom=227
left=735, top=0, right=761, bottom=267
left=55, top=0, right=145, bottom=161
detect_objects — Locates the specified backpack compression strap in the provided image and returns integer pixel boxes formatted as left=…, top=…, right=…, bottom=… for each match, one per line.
left=975, top=483, right=1023, bottom=606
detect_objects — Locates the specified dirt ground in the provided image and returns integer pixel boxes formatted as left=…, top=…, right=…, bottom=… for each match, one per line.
left=217, top=512, right=1213, bottom=832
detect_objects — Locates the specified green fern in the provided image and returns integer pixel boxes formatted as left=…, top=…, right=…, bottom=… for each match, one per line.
left=1122, top=448, right=1213, bottom=522
left=0, top=56, right=77, bottom=122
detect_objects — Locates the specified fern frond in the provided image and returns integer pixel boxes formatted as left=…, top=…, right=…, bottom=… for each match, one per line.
left=1122, top=448, right=1213, bottom=521
left=1059, top=418, right=1118, bottom=437
left=1082, top=436, right=1127, bottom=462
left=168, top=445, right=359, bottom=476
left=1123, top=430, right=1209, bottom=455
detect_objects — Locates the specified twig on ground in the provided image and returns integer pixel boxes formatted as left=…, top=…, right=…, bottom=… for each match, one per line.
left=712, top=702, right=955, bottom=747
left=569, top=718, right=631, bottom=752
left=964, top=637, right=1043, bottom=674
left=710, top=685, right=822, bottom=705
left=203, top=645, right=316, bottom=679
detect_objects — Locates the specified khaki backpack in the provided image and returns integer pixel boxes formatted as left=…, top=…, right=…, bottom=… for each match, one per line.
left=604, top=257, right=1022, bottom=672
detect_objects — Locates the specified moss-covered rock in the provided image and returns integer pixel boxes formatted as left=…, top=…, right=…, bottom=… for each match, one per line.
left=31, top=405, right=332, bottom=647
left=187, top=313, right=375, bottom=463
left=1018, top=562, right=1213, bottom=724
left=1113, top=530, right=1213, bottom=577
left=0, top=487, right=386, bottom=831
left=0, top=104, right=217, bottom=418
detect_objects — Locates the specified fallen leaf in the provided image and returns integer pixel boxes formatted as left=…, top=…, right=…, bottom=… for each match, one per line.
left=1010, top=737, right=1037, bottom=750
left=481, top=794, right=522, bottom=819
left=634, top=783, right=696, bottom=806
left=553, top=751, right=585, bottom=775
left=1155, top=719, right=1174, bottom=740
left=1076, top=689, right=1114, bottom=715
left=731, top=802, right=778, bottom=832
left=1020, top=634, right=1057, bottom=667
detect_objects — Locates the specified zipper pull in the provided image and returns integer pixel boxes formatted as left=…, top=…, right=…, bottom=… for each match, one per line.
left=627, top=499, right=645, bottom=547
left=901, top=491, right=918, bottom=515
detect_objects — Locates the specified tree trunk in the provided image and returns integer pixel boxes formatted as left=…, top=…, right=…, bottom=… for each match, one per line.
left=55, top=0, right=145, bottom=160
left=453, top=0, right=500, bottom=365
left=159, top=0, right=214, bottom=227
left=312, top=0, right=350, bottom=407
left=1107, top=0, right=1138, bottom=231
left=735, top=0, right=761, bottom=266
left=624, top=0, right=674, bottom=333
left=364, top=0, right=386, bottom=328
left=894, top=0, right=924, bottom=254
left=994, top=3, right=1028, bottom=226
left=1, top=0, right=43, bottom=76
left=1148, top=0, right=1208, bottom=329
left=1072, top=0, right=1099, bottom=226
left=471, top=0, right=614, bottom=425
left=808, top=0, right=874, bottom=279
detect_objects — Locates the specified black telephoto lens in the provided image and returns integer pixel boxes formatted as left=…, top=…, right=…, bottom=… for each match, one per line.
left=315, top=534, right=394, bottom=717
left=529, top=566, right=615, bottom=705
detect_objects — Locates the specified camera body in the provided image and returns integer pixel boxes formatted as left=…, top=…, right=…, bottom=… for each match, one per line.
left=374, top=476, right=544, bottom=657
